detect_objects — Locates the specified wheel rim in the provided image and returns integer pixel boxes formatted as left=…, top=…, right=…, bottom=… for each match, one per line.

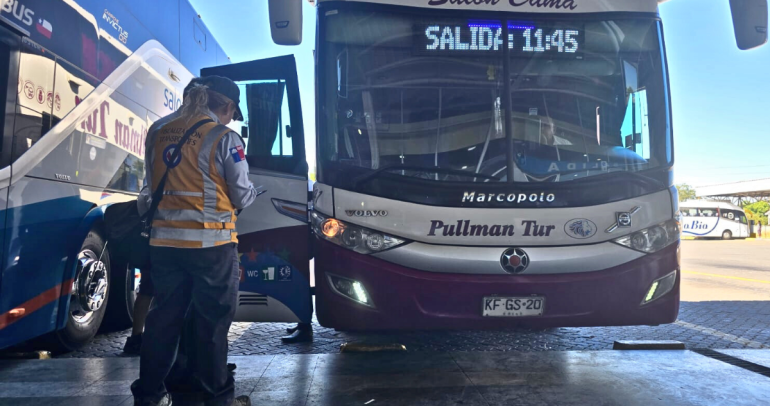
left=70, top=249, right=108, bottom=325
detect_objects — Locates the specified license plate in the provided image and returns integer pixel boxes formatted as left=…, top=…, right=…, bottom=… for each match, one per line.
left=482, top=296, right=545, bottom=317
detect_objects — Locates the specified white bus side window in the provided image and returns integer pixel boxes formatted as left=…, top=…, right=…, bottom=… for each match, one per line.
left=700, top=208, right=717, bottom=217
left=682, top=208, right=698, bottom=217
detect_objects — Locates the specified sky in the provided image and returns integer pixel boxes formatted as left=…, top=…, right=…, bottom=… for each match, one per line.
left=189, top=0, right=770, bottom=188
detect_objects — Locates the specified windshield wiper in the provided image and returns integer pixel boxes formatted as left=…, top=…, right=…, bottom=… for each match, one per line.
left=353, top=164, right=501, bottom=188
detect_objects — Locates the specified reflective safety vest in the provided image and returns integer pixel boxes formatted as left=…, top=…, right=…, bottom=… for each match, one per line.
left=150, top=114, right=238, bottom=248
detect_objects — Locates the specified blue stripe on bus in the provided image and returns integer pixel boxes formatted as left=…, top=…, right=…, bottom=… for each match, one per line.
left=0, top=196, right=95, bottom=349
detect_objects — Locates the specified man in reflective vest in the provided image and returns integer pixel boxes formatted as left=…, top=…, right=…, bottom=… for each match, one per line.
left=124, top=76, right=206, bottom=356
left=131, top=76, right=256, bottom=406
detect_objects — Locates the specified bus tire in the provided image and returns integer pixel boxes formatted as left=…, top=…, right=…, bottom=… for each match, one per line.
left=53, top=230, right=111, bottom=351
left=103, top=259, right=137, bottom=329
left=722, top=230, right=732, bottom=240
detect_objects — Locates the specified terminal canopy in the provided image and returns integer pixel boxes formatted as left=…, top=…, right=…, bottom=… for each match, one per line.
left=696, top=178, right=770, bottom=200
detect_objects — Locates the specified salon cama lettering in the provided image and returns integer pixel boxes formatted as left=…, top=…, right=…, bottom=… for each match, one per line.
left=427, top=0, right=578, bottom=10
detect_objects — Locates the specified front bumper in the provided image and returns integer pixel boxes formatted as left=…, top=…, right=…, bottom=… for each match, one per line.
left=315, top=239, right=680, bottom=330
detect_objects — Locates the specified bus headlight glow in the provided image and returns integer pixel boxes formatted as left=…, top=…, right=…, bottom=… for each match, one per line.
left=612, top=219, right=680, bottom=253
left=641, top=270, right=677, bottom=305
left=311, top=212, right=408, bottom=254
left=322, top=218, right=342, bottom=238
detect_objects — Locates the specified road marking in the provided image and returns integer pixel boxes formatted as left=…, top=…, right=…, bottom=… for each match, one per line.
left=682, top=270, right=770, bottom=285
left=675, top=320, right=769, bottom=349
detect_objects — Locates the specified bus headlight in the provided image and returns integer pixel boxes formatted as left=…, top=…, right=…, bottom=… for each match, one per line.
left=612, top=219, right=680, bottom=253
left=311, top=212, right=408, bottom=254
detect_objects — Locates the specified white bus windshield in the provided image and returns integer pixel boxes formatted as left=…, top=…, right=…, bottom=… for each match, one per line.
left=319, top=6, right=671, bottom=190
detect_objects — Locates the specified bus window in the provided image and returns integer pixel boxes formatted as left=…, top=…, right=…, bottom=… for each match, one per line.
left=740, top=215, right=748, bottom=225
left=52, top=58, right=99, bottom=125
left=700, top=208, right=718, bottom=217
left=681, top=208, right=698, bottom=217
left=14, top=39, right=55, bottom=159
left=238, top=80, right=295, bottom=163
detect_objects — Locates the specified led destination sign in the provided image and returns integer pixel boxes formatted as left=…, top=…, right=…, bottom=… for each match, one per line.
left=421, top=21, right=583, bottom=57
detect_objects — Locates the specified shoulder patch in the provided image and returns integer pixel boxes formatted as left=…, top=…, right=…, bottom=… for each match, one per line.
left=230, top=145, right=246, bottom=163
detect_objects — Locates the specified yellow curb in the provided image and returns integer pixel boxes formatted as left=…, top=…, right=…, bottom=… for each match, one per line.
left=682, top=270, right=770, bottom=285
left=340, top=343, right=407, bottom=353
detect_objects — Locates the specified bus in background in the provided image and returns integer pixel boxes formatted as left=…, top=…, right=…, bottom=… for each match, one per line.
left=680, top=201, right=749, bottom=240
left=196, top=0, right=766, bottom=331
left=0, top=0, right=230, bottom=350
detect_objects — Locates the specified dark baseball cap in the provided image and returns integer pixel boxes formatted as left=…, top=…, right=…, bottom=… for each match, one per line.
left=183, top=77, right=205, bottom=97
left=201, top=75, right=244, bottom=122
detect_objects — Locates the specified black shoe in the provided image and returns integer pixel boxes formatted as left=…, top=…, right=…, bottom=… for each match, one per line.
left=134, top=393, right=171, bottom=406
left=231, top=395, right=251, bottom=406
left=123, top=334, right=143, bottom=355
left=281, top=327, right=313, bottom=343
left=285, top=324, right=299, bottom=334
left=227, top=363, right=237, bottom=373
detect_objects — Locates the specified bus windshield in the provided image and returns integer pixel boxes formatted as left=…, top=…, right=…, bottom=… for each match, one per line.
left=319, top=6, right=670, bottom=191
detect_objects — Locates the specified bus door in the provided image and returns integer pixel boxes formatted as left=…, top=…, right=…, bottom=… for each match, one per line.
left=201, top=55, right=311, bottom=324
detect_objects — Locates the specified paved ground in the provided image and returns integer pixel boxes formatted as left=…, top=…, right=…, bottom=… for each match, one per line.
left=3, top=350, right=770, bottom=405
left=51, top=240, right=770, bottom=358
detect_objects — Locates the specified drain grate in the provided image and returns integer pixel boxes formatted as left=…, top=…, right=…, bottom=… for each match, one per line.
left=692, top=349, right=770, bottom=378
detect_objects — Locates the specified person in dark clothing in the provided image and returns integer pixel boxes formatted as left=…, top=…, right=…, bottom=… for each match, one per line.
left=130, top=76, right=256, bottom=406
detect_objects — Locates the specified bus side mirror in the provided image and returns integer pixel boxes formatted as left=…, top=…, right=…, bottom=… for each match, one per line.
left=268, top=0, right=303, bottom=45
left=730, top=0, right=768, bottom=50
left=241, top=126, right=249, bottom=139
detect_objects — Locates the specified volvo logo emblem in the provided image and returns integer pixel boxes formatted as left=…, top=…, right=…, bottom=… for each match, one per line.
left=617, top=212, right=632, bottom=227
left=606, top=206, right=641, bottom=233
left=500, top=248, right=529, bottom=274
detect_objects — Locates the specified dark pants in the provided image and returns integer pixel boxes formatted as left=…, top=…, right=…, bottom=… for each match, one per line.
left=131, top=243, right=239, bottom=406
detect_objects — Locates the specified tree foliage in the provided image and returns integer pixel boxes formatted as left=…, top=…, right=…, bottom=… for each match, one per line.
left=743, top=201, right=769, bottom=226
left=675, top=183, right=697, bottom=202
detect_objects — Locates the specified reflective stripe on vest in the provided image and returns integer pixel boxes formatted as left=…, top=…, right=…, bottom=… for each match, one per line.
left=149, top=115, right=238, bottom=248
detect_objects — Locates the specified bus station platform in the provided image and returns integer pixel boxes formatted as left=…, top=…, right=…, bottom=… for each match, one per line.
left=0, top=349, right=768, bottom=405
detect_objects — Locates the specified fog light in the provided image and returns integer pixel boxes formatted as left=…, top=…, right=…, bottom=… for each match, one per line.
left=641, top=270, right=677, bottom=305
left=327, top=274, right=374, bottom=307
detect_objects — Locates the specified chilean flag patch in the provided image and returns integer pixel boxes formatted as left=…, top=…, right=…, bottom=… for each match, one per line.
left=36, top=19, right=53, bottom=39
left=230, top=145, right=246, bottom=162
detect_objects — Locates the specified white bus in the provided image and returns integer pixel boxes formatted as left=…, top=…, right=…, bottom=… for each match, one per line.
left=680, top=201, right=749, bottom=240
left=193, top=0, right=766, bottom=331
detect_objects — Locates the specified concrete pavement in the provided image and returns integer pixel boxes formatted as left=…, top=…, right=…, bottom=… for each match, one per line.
left=2, top=350, right=770, bottom=405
